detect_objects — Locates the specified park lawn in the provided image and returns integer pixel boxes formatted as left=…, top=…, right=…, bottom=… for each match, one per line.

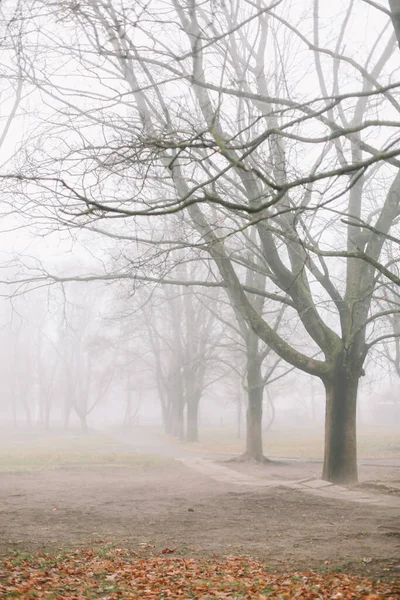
left=178, top=426, right=400, bottom=459
left=0, top=548, right=398, bottom=599
left=0, top=432, right=171, bottom=472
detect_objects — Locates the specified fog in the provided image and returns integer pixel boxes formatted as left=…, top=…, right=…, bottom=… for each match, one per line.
left=0, top=0, right=397, bottom=469
left=0, top=276, right=398, bottom=436
left=1, top=3, right=400, bottom=595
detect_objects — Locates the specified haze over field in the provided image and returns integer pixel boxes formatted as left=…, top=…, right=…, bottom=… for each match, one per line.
left=0, top=2, right=400, bottom=597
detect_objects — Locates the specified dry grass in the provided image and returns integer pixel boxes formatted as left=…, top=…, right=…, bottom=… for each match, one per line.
left=176, top=426, right=400, bottom=459
left=0, top=431, right=171, bottom=472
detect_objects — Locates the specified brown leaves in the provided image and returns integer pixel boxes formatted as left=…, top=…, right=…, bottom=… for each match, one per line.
left=0, top=549, right=398, bottom=599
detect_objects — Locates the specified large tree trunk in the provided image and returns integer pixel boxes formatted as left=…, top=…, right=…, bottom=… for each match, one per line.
left=389, top=0, right=400, bottom=49
left=230, top=333, right=270, bottom=463
left=245, top=381, right=264, bottom=459
left=160, top=396, right=171, bottom=433
left=244, top=349, right=265, bottom=461
left=169, top=389, right=184, bottom=440
left=186, top=394, right=200, bottom=442
left=322, top=355, right=359, bottom=484
left=236, top=385, right=243, bottom=440
left=173, top=399, right=185, bottom=440
left=173, top=370, right=185, bottom=440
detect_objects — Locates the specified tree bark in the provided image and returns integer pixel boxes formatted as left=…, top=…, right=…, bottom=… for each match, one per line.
left=245, top=351, right=264, bottom=461
left=236, top=385, right=243, bottom=440
left=174, top=399, right=185, bottom=441
left=322, top=354, right=359, bottom=484
left=170, top=388, right=184, bottom=440
left=186, top=394, right=200, bottom=442
left=389, top=0, right=400, bottom=49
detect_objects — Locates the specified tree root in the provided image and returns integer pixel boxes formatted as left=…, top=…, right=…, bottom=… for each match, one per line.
left=227, top=452, right=274, bottom=464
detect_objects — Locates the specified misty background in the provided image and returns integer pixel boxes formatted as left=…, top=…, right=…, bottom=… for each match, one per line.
left=0, top=0, right=398, bottom=471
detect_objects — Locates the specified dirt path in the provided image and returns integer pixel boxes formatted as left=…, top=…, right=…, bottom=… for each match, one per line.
left=178, top=458, right=400, bottom=508
left=1, top=459, right=399, bottom=577
left=115, top=426, right=400, bottom=470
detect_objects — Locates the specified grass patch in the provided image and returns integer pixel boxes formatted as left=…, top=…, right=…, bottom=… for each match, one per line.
left=0, top=432, right=171, bottom=472
left=9, top=552, right=34, bottom=567
left=176, top=426, right=400, bottom=459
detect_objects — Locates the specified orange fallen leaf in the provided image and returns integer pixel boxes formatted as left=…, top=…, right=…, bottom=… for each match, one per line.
left=1, top=550, right=399, bottom=599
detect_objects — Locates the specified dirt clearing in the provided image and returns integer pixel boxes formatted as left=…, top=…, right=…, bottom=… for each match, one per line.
left=1, top=459, right=399, bottom=578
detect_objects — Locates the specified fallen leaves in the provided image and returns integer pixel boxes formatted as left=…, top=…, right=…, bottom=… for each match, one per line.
left=161, top=547, right=176, bottom=554
left=0, top=549, right=398, bottom=599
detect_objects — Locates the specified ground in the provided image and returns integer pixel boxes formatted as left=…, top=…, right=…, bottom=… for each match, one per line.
left=0, top=428, right=399, bottom=582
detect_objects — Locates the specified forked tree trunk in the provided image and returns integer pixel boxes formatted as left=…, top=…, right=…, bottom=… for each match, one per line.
left=322, top=355, right=359, bottom=484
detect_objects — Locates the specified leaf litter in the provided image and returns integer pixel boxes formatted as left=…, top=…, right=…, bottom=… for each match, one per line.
left=0, top=549, right=398, bottom=599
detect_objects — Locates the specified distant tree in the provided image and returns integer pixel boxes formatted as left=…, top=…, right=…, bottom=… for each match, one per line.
left=53, top=286, right=116, bottom=433
left=141, top=276, right=220, bottom=442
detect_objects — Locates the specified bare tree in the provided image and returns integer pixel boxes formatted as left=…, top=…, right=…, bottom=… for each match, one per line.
left=53, top=286, right=116, bottom=433
left=4, top=0, right=400, bottom=483
left=141, top=274, right=220, bottom=442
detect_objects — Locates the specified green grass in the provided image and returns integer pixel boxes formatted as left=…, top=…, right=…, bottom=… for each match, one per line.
left=0, top=432, right=171, bottom=472
left=93, top=544, right=118, bottom=559
left=9, top=552, right=34, bottom=566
